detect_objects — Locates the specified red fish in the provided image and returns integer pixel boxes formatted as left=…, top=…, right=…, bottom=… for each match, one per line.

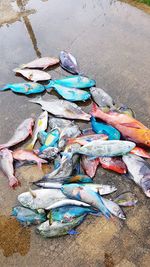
left=91, top=102, right=150, bottom=147
left=99, top=157, right=127, bottom=174
left=130, top=147, right=150, bottom=159
left=67, top=133, right=108, bottom=146
left=81, top=156, right=99, bottom=178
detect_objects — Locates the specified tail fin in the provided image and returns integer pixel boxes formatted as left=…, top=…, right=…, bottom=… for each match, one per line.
left=29, top=96, right=42, bottom=104
left=13, top=68, right=20, bottom=73
left=19, top=64, right=27, bottom=69
left=44, top=80, right=55, bottom=90
left=0, top=84, right=10, bottom=91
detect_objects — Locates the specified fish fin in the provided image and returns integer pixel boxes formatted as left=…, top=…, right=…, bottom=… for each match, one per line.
left=0, top=144, right=6, bottom=150
left=44, top=80, right=55, bottom=89
left=26, top=143, right=34, bottom=151
left=67, top=229, right=78, bottom=235
left=29, top=96, right=42, bottom=104
left=29, top=187, right=37, bottom=198
left=9, top=176, right=20, bottom=189
left=0, top=84, right=10, bottom=91
left=13, top=68, right=20, bottom=72
left=119, top=122, right=142, bottom=129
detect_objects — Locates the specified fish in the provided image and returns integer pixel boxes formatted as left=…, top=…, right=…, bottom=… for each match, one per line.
left=1, top=82, right=45, bottom=95
left=74, top=183, right=117, bottom=195
left=91, top=102, right=150, bottom=147
left=36, top=215, right=85, bottom=238
left=35, top=174, right=93, bottom=187
left=99, top=157, right=127, bottom=174
left=70, top=140, right=135, bottom=158
left=49, top=117, right=73, bottom=129
left=67, top=133, right=108, bottom=146
left=29, top=97, right=91, bottom=121
left=130, top=147, right=150, bottom=159
left=81, top=156, right=99, bottom=178
left=11, top=206, right=46, bottom=225
left=58, top=123, right=81, bottom=149
left=13, top=68, right=51, bottom=82
left=45, top=75, right=96, bottom=89
left=49, top=205, right=97, bottom=223
left=102, top=197, right=126, bottom=220
left=26, top=111, right=48, bottom=150
left=81, top=128, right=95, bottom=135
left=20, top=57, right=59, bottom=70
left=122, top=154, right=150, bottom=197
left=18, top=189, right=67, bottom=209
left=38, top=129, right=60, bottom=153
left=90, top=87, right=115, bottom=108
left=37, top=147, right=59, bottom=159
left=0, top=149, right=19, bottom=188
left=114, top=192, right=138, bottom=207
left=91, top=116, right=120, bottom=140
left=61, top=184, right=111, bottom=219
left=117, top=104, right=135, bottom=118
left=45, top=199, right=91, bottom=210
left=59, top=51, right=80, bottom=74
left=12, top=149, right=47, bottom=169
left=0, top=118, right=34, bottom=150
left=47, top=81, right=91, bottom=102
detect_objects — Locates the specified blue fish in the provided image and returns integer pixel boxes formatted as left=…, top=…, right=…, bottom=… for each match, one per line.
left=61, top=184, right=111, bottom=219
left=11, top=206, right=46, bottom=225
left=45, top=75, right=96, bottom=89
left=50, top=205, right=98, bottom=223
left=1, top=82, right=45, bottom=95
left=46, top=81, right=91, bottom=102
left=91, top=116, right=120, bottom=140
left=38, top=129, right=60, bottom=153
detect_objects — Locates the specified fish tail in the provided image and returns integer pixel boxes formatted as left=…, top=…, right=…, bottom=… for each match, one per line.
left=13, top=68, right=20, bottom=72
left=0, top=84, right=10, bottom=91
left=44, top=80, right=55, bottom=89
left=0, top=144, right=6, bottom=150
left=29, top=96, right=42, bottom=104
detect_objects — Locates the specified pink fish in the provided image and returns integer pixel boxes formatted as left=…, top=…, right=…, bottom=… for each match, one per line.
left=20, top=57, right=59, bottom=70
left=13, top=68, right=51, bottom=82
left=81, top=155, right=99, bottom=178
left=99, top=157, right=127, bottom=174
left=13, top=149, right=47, bottom=169
left=130, top=147, right=150, bottom=159
left=0, top=118, right=34, bottom=150
left=0, top=149, right=19, bottom=188
left=67, top=133, right=108, bottom=146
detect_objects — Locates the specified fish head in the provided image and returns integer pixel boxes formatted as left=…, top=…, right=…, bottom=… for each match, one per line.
left=141, top=175, right=150, bottom=198
left=18, top=192, right=35, bottom=209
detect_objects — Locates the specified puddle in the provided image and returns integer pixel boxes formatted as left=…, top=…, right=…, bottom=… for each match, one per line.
left=0, top=215, right=31, bottom=257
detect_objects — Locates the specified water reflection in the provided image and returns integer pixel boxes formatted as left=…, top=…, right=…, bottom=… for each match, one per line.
left=0, top=0, right=41, bottom=57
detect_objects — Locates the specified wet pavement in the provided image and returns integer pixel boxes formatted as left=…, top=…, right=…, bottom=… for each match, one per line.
left=0, top=0, right=150, bottom=266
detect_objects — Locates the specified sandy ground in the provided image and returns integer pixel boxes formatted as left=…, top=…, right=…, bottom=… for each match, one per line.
left=0, top=0, right=150, bottom=266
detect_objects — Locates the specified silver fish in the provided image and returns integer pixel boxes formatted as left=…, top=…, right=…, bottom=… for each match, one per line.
left=29, top=97, right=90, bottom=121
left=20, top=57, right=59, bottom=70
left=13, top=68, right=51, bottom=82
left=45, top=199, right=90, bottom=210
left=0, top=118, right=34, bottom=150
left=102, top=197, right=126, bottom=220
left=58, top=123, right=81, bottom=149
left=18, top=189, right=67, bottom=210
left=59, top=51, right=80, bottom=74
left=0, top=149, right=19, bottom=188
left=49, top=118, right=73, bottom=129
left=36, top=215, right=85, bottom=238
left=71, top=140, right=135, bottom=157
left=38, top=147, right=59, bottom=159
left=90, top=87, right=115, bottom=108
left=26, top=111, right=48, bottom=150
left=122, top=154, right=150, bottom=198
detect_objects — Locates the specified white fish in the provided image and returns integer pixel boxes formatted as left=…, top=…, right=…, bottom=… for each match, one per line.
left=90, top=87, right=115, bottom=108
left=29, top=97, right=90, bottom=120
left=20, top=57, right=59, bottom=70
left=26, top=111, right=48, bottom=150
left=102, top=197, right=126, bottom=220
left=0, top=118, right=34, bottom=150
left=45, top=199, right=90, bottom=210
left=18, top=189, right=67, bottom=209
left=13, top=68, right=51, bottom=82
left=0, top=149, right=19, bottom=188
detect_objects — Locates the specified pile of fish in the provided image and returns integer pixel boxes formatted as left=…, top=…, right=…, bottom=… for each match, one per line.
left=0, top=51, right=150, bottom=238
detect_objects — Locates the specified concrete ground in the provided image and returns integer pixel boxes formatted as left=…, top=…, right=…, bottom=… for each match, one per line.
left=0, top=0, right=150, bottom=266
